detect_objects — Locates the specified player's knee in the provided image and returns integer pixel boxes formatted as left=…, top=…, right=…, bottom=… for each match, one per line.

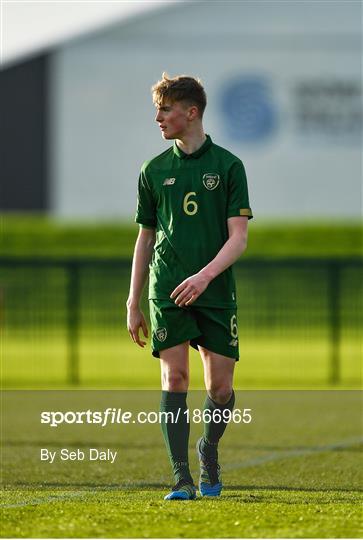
left=162, top=371, right=189, bottom=392
left=207, top=384, right=232, bottom=405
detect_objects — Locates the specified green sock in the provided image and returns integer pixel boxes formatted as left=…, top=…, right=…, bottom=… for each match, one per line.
left=160, top=391, right=193, bottom=485
left=201, top=390, right=235, bottom=458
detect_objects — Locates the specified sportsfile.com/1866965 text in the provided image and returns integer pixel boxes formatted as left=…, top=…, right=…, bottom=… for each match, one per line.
left=40, top=408, right=252, bottom=427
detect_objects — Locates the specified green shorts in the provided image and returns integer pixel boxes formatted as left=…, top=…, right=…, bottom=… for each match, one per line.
left=149, top=299, right=239, bottom=361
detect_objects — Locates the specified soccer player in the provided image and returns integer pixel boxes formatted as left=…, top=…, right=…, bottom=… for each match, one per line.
left=127, top=73, right=252, bottom=500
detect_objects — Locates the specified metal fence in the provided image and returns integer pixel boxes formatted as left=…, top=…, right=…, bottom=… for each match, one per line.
left=1, top=257, right=361, bottom=386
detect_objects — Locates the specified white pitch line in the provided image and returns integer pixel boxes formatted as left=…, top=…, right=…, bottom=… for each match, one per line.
left=2, top=436, right=362, bottom=509
left=224, top=436, right=363, bottom=471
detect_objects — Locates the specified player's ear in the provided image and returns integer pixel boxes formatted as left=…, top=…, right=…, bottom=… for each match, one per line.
left=188, top=105, right=199, bottom=121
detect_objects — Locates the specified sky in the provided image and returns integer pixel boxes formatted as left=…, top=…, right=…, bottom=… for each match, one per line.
left=1, top=0, right=180, bottom=67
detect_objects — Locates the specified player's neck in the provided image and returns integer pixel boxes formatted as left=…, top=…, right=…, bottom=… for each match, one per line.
left=176, top=129, right=206, bottom=155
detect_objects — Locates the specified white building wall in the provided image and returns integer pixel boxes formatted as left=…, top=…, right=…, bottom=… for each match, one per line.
left=49, top=1, right=362, bottom=219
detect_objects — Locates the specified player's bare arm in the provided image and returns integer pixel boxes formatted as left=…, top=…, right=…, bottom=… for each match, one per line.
left=170, top=216, right=248, bottom=307
left=127, top=227, right=156, bottom=346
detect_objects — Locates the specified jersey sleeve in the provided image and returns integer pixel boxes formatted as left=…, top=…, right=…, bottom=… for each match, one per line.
left=135, top=169, right=157, bottom=228
left=227, top=160, right=253, bottom=219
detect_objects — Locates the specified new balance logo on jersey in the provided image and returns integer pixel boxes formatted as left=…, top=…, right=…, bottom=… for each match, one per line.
left=202, top=173, right=220, bottom=190
left=163, top=178, right=176, bottom=186
left=229, top=338, right=238, bottom=347
left=155, top=327, right=167, bottom=342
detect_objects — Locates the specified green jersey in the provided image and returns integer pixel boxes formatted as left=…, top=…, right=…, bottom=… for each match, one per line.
left=135, top=135, right=252, bottom=308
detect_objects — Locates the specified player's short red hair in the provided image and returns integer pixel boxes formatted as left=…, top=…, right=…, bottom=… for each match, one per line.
left=152, top=73, right=207, bottom=118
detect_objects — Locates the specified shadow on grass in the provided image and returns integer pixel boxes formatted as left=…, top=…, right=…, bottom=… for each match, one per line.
left=4, top=482, right=363, bottom=494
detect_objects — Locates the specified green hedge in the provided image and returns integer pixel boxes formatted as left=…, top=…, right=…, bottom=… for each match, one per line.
left=1, top=215, right=362, bottom=258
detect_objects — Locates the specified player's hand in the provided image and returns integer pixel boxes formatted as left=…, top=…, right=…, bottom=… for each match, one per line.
left=127, top=306, right=149, bottom=347
left=170, top=272, right=211, bottom=307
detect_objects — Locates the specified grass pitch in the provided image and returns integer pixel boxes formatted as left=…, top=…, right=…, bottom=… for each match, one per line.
left=1, top=217, right=362, bottom=536
left=2, top=488, right=361, bottom=538
left=1, top=391, right=362, bottom=538
left=2, top=334, right=361, bottom=389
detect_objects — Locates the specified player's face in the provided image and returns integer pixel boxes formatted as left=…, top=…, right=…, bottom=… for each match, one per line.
left=155, top=100, right=190, bottom=139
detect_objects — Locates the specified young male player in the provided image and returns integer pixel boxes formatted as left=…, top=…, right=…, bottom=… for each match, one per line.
left=127, top=73, right=252, bottom=500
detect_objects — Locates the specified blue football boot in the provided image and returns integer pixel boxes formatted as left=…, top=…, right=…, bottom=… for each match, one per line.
left=164, top=479, right=197, bottom=500
left=196, top=437, right=222, bottom=497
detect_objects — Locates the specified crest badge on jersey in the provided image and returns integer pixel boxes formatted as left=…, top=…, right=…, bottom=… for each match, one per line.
left=163, top=177, right=176, bottom=186
left=202, top=173, right=220, bottom=191
left=155, top=327, right=167, bottom=342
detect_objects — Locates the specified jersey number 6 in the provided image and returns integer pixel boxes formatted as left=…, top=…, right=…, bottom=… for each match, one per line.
left=230, top=315, right=238, bottom=339
left=183, top=192, right=198, bottom=216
